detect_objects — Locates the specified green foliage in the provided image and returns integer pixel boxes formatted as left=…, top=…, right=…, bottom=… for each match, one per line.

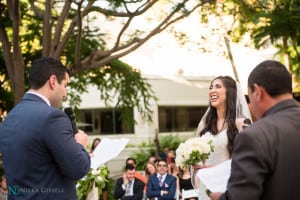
left=214, top=0, right=300, bottom=81
left=72, top=59, right=157, bottom=123
left=102, top=177, right=115, bottom=200
left=158, top=134, right=182, bottom=152
left=0, top=54, right=13, bottom=122
left=77, top=166, right=109, bottom=200
left=132, top=134, right=184, bottom=170
left=133, top=145, right=156, bottom=170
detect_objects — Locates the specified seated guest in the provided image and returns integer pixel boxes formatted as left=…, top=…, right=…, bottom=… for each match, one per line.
left=144, top=161, right=157, bottom=193
left=178, top=167, right=197, bottom=200
left=144, top=162, right=157, bottom=183
left=125, top=157, right=147, bottom=185
left=114, top=164, right=145, bottom=200
left=146, top=159, right=177, bottom=200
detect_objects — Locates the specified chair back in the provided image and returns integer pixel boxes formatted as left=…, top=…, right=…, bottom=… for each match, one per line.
left=181, top=189, right=199, bottom=200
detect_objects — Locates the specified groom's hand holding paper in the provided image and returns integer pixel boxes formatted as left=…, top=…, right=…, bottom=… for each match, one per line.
left=196, top=159, right=231, bottom=193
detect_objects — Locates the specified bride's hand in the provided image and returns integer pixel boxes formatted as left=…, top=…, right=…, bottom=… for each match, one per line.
left=192, top=164, right=202, bottom=170
left=202, top=162, right=213, bottom=168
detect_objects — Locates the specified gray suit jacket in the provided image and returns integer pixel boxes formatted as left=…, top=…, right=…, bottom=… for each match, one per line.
left=0, top=93, right=90, bottom=199
left=221, top=99, right=300, bottom=200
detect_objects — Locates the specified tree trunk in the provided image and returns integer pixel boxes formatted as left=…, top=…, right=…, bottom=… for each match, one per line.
left=6, top=0, right=25, bottom=105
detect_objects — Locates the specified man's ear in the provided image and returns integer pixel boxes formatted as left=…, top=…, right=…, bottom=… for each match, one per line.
left=48, top=75, right=57, bottom=90
left=253, top=83, right=264, bottom=102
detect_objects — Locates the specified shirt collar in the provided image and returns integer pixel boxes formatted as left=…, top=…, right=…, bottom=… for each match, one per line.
left=27, top=91, right=51, bottom=106
left=157, top=173, right=167, bottom=179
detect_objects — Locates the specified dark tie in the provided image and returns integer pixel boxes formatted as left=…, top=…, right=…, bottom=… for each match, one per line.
left=159, top=176, right=163, bottom=187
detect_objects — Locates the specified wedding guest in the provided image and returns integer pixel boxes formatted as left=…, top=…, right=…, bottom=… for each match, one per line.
left=146, top=159, right=177, bottom=200
left=195, top=76, right=252, bottom=199
left=0, top=57, right=90, bottom=199
left=125, top=157, right=147, bottom=186
left=210, top=60, right=300, bottom=200
left=89, top=137, right=108, bottom=200
left=178, top=167, right=197, bottom=200
left=168, top=158, right=180, bottom=200
left=159, top=146, right=169, bottom=161
left=0, top=175, right=7, bottom=200
left=144, top=162, right=157, bottom=183
left=90, top=137, right=101, bottom=153
left=147, top=155, right=158, bottom=165
left=114, top=164, right=145, bottom=200
left=144, top=162, right=157, bottom=199
left=166, top=150, right=176, bottom=165
left=168, top=157, right=179, bottom=176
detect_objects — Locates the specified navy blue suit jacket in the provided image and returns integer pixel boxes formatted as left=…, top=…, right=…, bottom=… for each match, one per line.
left=0, top=93, right=91, bottom=199
left=146, top=173, right=176, bottom=200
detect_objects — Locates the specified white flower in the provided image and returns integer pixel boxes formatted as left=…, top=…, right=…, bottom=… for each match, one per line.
left=96, top=176, right=103, bottom=182
left=77, top=165, right=109, bottom=199
left=91, top=169, right=98, bottom=175
left=175, top=137, right=214, bottom=169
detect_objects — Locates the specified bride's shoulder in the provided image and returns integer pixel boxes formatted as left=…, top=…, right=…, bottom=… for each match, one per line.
left=236, top=117, right=252, bottom=132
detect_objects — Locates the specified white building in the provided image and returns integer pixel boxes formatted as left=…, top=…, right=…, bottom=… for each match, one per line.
left=76, top=75, right=214, bottom=146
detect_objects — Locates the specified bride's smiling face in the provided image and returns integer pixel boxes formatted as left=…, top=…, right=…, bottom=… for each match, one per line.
left=209, top=78, right=227, bottom=109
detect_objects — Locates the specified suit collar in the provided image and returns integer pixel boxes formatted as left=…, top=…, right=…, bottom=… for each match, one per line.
left=23, top=91, right=50, bottom=106
left=25, top=91, right=50, bottom=106
left=157, top=173, right=167, bottom=179
left=264, top=99, right=298, bottom=117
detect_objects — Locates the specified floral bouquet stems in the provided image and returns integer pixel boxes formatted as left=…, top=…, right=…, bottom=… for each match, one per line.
left=77, top=165, right=109, bottom=200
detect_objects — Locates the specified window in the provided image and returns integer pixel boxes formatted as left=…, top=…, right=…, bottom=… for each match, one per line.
left=78, top=108, right=134, bottom=135
left=158, top=106, right=207, bottom=132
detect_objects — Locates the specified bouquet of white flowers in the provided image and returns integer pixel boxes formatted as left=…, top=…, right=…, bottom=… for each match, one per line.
left=175, top=136, right=214, bottom=169
left=77, top=165, right=109, bottom=200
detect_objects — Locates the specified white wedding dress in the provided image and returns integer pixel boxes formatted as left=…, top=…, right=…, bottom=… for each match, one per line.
left=197, top=129, right=230, bottom=200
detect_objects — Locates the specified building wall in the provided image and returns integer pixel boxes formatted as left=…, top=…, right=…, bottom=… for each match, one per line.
left=76, top=75, right=213, bottom=145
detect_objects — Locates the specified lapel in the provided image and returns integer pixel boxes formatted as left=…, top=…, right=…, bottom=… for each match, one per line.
left=163, top=174, right=170, bottom=188
left=132, top=179, right=138, bottom=191
left=157, top=173, right=170, bottom=188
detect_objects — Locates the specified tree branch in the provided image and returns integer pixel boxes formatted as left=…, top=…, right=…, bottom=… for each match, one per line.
left=50, top=0, right=72, bottom=56
left=29, top=0, right=44, bottom=19
left=42, top=0, right=52, bottom=55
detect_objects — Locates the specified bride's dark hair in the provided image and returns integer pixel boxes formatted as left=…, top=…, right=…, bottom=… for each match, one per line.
left=199, top=76, right=239, bottom=156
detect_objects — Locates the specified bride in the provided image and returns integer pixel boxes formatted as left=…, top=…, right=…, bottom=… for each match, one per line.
left=195, top=76, right=252, bottom=200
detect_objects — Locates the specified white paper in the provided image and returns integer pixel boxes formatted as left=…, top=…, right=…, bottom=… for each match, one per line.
left=90, top=138, right=129, bottom=169
left=196, top=159, right=231, bottom=193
